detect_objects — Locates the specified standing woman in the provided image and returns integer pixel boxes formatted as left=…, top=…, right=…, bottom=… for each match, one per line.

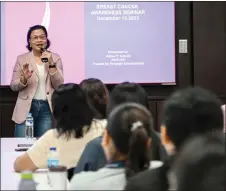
left=10, top=25, right=64, bottom=137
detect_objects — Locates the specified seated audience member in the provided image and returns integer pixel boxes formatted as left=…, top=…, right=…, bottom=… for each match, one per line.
left=68, top=103, right=163, bottom=190
left=73, top=82, right=167, bottom=174
left=172, top=131, right=225, bottom=191
left=66, top=78, right=108, bottom=178
left=222, top=104, right=225, bottom=132
left=13, top=83, right=105, bottom=172
left=124, top=86, right=223, bottom=191
left=80, top=78, right=108, bottom=122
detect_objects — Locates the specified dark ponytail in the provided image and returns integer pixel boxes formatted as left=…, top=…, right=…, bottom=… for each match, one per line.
left=107, top=103, right=153, bottom=179
left=125, top=125, right=151, bottom=179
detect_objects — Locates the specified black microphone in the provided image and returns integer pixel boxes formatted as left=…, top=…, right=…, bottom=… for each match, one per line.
left=40, top=47, right=48, bottom=63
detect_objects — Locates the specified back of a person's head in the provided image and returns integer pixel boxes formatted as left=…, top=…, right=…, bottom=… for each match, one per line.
left=106, top=103, right=154, bottom=179
left=52, top=83, right=93, bottom=138
left=162, top=86, right=223, bottom=149
left=107, top=82, right=165, bottom=161
left=172, top=131, right=225, bottom=191
left=80, top=78, right=109, bottom=120
left=106, top=82, right=148, bottom=115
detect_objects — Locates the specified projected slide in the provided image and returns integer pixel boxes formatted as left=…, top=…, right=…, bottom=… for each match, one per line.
left=0, top=2, right=175, bottom=85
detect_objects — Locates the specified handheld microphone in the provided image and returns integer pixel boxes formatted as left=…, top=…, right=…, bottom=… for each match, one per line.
left=40, top=47, right=48, bottom=63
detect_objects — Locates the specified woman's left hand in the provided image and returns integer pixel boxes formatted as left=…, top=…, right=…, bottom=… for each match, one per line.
left=41, top=51, right=54, bottom=65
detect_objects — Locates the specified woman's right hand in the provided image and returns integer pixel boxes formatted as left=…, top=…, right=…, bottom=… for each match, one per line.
left=20, top=63, right=33, bottom=85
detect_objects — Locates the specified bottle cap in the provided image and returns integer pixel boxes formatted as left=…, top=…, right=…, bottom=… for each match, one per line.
left=28, top=113, right=32, bottom=117
left=48, top=165, right=67, bottom=172
left=50, top=147, right=56, bottom=151
left=21, top=171, right=33, bottom=180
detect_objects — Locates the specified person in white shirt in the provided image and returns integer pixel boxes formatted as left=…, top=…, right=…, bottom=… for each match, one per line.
left=69, top=103, right=163, bottom=190
left=14, top=83, right=106, bottom=172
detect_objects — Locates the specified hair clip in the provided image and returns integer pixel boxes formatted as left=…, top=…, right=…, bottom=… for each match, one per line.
left=131, top=121, right=143, bottom=132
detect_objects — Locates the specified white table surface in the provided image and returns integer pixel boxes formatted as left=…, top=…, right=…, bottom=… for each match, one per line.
left=1, top=138, right=55, bottom=190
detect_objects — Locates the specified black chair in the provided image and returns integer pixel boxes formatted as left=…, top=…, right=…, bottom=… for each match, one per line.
left=67, top=167, right=75, bottom=180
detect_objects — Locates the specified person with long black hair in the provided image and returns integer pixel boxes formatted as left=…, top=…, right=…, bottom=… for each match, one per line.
left=73, top=82, right=166, bottom=175
left=68, top=103, right=163, bottom=190
left=14, top=83, right=104, bottom=172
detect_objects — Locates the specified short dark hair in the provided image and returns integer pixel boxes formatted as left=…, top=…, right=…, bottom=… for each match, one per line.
left=79, top=78, right=108, bottom=119
left=162, top=86, right=223, bottom=149
left=26, top=25, right=51, bottom=51
left=173, top=131, right=225, bottom=191
left=107, top=103, right=153, bottom=179
left=52, top=83, right=93, bottom=139
left=107, top=82, right=164, bottom=161
left=107, top=82, right=149, bottom=115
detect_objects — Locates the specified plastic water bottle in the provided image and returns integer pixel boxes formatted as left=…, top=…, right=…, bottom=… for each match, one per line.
left=47, top=147, right=59, bottom=167
left=18, top=171, right=36, bottom=190
left=47, top=147, right=59, bottom=188
left=25, top=113, right=34, bottom=139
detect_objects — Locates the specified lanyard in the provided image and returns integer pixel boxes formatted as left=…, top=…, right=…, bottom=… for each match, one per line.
left=106, top=160, right=125, bottom=169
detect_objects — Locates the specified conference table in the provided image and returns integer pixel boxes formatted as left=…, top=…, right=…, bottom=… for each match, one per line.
left=1, top=138, right=60, bottom=190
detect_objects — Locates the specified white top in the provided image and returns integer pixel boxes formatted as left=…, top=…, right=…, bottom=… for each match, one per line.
left=27, top=119, right=107, bottom=169
left=68, top=161, right=163, bottom=190
left=33, top=63, right=47, bottom=100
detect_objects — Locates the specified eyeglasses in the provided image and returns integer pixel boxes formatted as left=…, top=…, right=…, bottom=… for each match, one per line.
left=30, top=35, right=47, bottom=41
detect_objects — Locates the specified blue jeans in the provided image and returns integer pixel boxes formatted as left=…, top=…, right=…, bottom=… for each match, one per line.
left=14, top=99, right=52, bottom=138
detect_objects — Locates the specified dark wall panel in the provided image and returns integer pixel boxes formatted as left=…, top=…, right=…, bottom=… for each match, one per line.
left=193, top=2, right=226, bottom=99
left=0, top=2, right=1, bottom=85
left=156, top=101, right=165, bottom=132
left=175, top=2, right=193, bottom=88
left=0, top=87, right=17, bottom=137
left=0, top=101, right=2, bottom=135
left=148, top=101, right=157, bottom=131
left=1, top=104, right=15, bottom=137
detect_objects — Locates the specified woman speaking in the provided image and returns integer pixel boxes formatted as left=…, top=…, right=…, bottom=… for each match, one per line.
left=10, top=25, right=64, bottom=137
